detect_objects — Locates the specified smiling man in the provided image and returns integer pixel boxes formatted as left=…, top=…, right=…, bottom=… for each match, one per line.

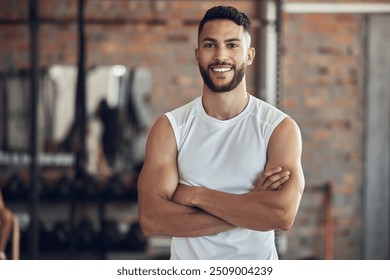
left=137, top=6, right=305, bottom=260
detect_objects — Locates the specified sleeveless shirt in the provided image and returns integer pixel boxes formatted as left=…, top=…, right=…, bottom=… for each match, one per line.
left=165, top=94, right=287, bottom=260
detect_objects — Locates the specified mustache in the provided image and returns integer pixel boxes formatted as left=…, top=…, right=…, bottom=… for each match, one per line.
left=208, top=61, right=235, bottom=68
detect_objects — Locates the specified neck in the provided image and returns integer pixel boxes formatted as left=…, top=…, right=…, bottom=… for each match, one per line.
left=202, top=82, right=249, bottom=120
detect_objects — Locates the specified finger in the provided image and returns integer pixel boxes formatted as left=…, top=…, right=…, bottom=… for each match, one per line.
left=257, top=166, right=283, bottom=186
left=263, top=166, right=283, bottom=178
left=265, top=175, right=289, bottom=191
left=266, top=174, right=290, bottom=191
left=263, top=170, right=290, bottom=189
left=252, top=168, right=288, bottom=192
left=252, top=172, right=288, bottom=192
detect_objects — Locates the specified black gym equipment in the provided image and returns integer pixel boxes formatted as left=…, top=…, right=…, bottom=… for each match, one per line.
left=38, top=220, right=55, bottom=252
left=75, top=175, right=98, bottom=201
left=122, top=221, right=147, bottom=252
left=101, top=174, right=124, bottom=201
left=48, top=175, right=73, bottom=201
left=98, top=219, right=124, bottom=251
left=50, top=221, right=71, bottom=251
left=4, top=174, right=27, bottom=201
left=75, top=218, right=97, bottom=251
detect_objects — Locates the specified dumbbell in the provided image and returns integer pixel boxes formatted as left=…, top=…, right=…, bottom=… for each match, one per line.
left=101, top=174, right=124, bottom=201
left=4, top=174, right=26, bottom=201
left=6, top=173, right=48, bottom=200
left=49, top=175, right=73, bottom=201
left=21, top=219, right=54, bottom=252
left=75, top=175, right=98, bottom=201
left=123, top=221, right=147, bottom=252
left=75, top=218, right=97, bottom=251
left=98, top=220, right=124, bottom=251
left=50, top=221, right=71, bottom=250
left=38, top=220, right=55, bottom=251
left=38, top=176, right=49, bottom=200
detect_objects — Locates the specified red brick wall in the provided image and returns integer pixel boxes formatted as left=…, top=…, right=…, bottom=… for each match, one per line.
left=282, top=12, right=366, bottom=259
left=0, top=0, right=259, bottom=118
left=281, top=2, right=388, bottom=260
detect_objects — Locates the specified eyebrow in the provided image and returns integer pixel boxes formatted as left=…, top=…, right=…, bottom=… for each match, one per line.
left=201, top=37, right=242, bottom=43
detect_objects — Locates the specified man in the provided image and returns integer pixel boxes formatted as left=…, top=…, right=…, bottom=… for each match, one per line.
left=0, top=190, right=13, bottom=260
left=138, top=6, right=304, bottom=259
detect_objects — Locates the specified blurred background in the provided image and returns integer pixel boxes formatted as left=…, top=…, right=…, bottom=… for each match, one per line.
left=0, top=0, right=389, bottom=260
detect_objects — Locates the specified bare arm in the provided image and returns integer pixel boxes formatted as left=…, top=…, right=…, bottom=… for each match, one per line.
left=172, top=117, right=305, bottom=231
left=137, top=116, right=234, bottom=237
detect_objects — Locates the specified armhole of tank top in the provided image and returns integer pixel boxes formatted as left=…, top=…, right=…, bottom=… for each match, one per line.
left=264, top=114, right=288, bottom=149
left=164, top=112, right=180, bottom=149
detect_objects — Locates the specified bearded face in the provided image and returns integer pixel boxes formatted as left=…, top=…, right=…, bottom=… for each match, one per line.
left=198, top=61, right=246, bottom=93
left=196, top=20, right=254, bottom=94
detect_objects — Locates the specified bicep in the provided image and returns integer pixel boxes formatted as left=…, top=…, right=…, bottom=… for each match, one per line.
left=265, top=117, right=305, bottom=197
left=138, top=116, right=179, bottom=203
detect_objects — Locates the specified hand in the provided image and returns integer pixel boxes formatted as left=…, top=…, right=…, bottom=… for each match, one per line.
left=251, top=166, right=290, bottom=192
left=171, top=184, right=197, bottom=207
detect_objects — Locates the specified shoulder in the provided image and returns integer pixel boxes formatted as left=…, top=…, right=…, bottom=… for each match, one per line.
left=269, top=116, right=303, bottom=155
left=144, top=116, right=177, bottom=164
left=166, top=98, right=200, bottom=126
left=146, top=97, right=199, bottom=153
left=151, top=96, right=198, bottom=139
left=274, top=117, right=301, bottom=137
left=250, top=96, right=288, bottom=126
left=148, top=116, right=174, bottom=143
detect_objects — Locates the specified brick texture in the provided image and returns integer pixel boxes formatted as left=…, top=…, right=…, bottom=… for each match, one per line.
left=281, top=10, right=366, bottom=260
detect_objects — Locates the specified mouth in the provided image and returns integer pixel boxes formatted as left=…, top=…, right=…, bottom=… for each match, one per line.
left=210, top=65, right=234, bottom=73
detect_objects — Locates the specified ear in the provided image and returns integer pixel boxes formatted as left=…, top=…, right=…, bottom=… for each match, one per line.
left=195, top=48, right=199, bottom=64
left=247, top=47, right=255, bottom=66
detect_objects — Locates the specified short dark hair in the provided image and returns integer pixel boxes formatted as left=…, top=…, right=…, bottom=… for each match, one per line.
left=198, top=6, right=252, bottom=38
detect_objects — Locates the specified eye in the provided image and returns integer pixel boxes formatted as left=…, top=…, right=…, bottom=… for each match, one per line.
left=204, top=43, right=216, bottom=48
left=228, top=43, right=239, bottom=48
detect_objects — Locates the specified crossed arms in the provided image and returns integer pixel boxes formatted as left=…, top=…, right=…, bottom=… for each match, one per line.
left=137, top=116, right=305, bottom=237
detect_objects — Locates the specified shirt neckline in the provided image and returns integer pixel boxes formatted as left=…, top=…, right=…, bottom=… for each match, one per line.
left=197, top=94, right=254, bottom=127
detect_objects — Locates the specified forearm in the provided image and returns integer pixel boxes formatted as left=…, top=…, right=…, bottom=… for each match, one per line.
left=138, top=196, right=234, bottom=237
left=191, top=187, right=289, bottom=231
left=175, top=157, right=304, bottom=231
left=174, top=178, right=302, bottom=232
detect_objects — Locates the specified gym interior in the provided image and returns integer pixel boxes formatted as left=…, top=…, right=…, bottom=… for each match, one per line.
left=0, top=0, right=389, bottom=260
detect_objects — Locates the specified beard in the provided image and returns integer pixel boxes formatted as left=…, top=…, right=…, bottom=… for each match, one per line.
left=199, top=62, right=246, bottom=93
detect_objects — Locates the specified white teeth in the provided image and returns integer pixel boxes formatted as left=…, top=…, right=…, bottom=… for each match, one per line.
left=212, top=67, right=232, bottom=73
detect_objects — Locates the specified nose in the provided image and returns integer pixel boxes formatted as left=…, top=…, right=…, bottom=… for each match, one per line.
left=213, top=46, right=228, bottom=62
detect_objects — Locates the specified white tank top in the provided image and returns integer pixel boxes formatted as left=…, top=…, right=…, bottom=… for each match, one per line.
left=165, top=94, right=287, bottom=260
